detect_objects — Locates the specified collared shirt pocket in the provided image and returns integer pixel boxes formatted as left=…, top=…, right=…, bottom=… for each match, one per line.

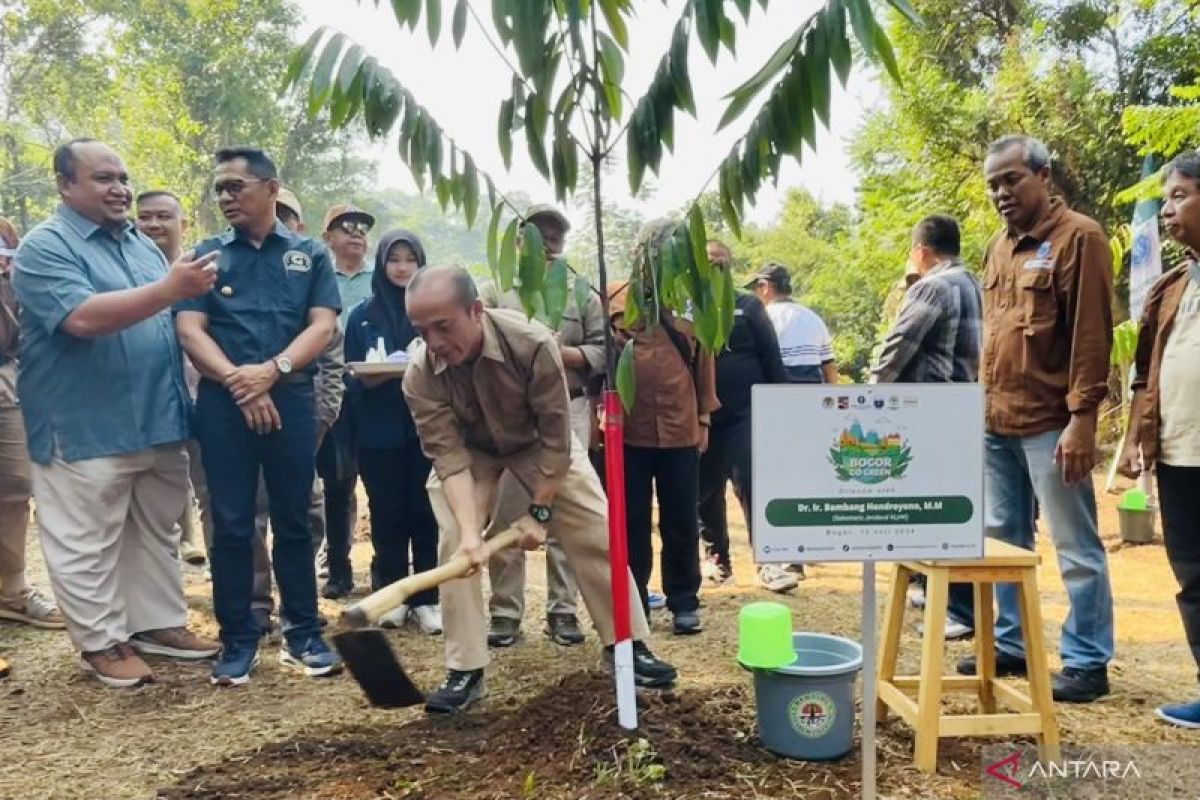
left=1017, top=268, right=1056, bottom=332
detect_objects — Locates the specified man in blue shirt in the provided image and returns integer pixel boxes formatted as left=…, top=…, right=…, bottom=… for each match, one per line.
left=14, top=138, right=221, bottom=688
left=176, top=147, right=342, bottom=686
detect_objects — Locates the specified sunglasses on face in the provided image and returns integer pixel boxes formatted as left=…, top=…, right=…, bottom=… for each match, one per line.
left=213, top=179, right=263, bottom=198
left=332, top=220, right=370, bottom=236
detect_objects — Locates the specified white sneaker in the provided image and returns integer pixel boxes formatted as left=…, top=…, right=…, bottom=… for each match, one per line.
left=758, top=564, right=799, bottom=593
left=410, top=605, right=443, bottom=635
left=379, top=604, right=408, bottom=629
left=916, top=619, right=974, bottom=640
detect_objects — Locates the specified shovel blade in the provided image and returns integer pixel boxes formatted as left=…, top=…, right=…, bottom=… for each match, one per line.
left=333, top=628, right=425, bottom=709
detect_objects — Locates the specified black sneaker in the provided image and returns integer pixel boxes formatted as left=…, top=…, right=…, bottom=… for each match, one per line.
left=487, top=616, right=521, bottom=648
left=545, top=612, right=585, bottom=646
left=603, top=641, right=678, bottom=688
left=1052, top=667, right=1109, bottom=703
left=251, top=607, right=276, bottom=638
left=321, top=578, right=353, bottom=600
left=672, top=610, right=702, bottom=636
left=425, top=668, right=485, bottom=714
left=957, top=650, right=1028, bottom=677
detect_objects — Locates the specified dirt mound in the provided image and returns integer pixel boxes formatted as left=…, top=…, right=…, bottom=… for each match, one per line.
left=157, top=671, right=889, bottom=799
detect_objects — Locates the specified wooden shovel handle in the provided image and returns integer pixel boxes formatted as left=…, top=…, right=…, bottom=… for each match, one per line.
left=341, top=528, right=524, bottom=628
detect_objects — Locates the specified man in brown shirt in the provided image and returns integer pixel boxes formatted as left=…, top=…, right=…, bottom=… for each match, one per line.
left=955, top=135, right=1115, bottom=704
left=403, top=265, right=676, bottom=713
left=479, top=204, right=604, bottom=648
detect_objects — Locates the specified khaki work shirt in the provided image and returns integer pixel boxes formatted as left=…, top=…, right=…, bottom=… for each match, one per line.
left=981, top=198, right=1113, bottom=436
left=1131, top=262, right=1195, bottom=465
left=479, top=279, right=606, bottom=397
left=402, top=308, right=572, bottom=490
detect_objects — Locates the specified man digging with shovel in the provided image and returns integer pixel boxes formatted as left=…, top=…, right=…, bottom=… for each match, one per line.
left=398, top=264, right=677, bottom=713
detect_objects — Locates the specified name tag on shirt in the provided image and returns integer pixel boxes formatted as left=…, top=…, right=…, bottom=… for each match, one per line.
left=1023, top=259, right=1054, bottom=271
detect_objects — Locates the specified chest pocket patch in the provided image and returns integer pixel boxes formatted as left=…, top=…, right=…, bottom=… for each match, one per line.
left=283, top=250, right=312, bottom=272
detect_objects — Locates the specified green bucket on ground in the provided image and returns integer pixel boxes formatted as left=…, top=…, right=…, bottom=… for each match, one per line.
left=1119, top=488, right=1148, bottom=511
left=737, top=602, right=797, bottom=669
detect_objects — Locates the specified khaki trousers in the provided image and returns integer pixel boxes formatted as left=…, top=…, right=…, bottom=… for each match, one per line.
left=32, top=443, right=190, bottom=653
left=486, top=396, right=592, bottom=621
left=429, top=434, right=649, bottom=671
left=0, top=403, right=31, bottom=595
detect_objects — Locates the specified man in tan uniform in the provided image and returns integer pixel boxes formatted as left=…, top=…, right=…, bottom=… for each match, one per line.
left=479, top=204, right=604, bottom=648
left=403, top=264, right=677, bottom=713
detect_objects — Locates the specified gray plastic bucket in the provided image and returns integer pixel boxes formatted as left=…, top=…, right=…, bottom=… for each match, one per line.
left=752, top=632, right=863, bottom=760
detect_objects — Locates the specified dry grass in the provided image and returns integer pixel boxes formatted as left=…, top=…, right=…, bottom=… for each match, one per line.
left=0, top=479, right=1195, bottom=799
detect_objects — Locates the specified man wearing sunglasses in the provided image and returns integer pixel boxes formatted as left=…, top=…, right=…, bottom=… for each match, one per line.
left=313, top=204, right=377, bottom=601
left=176, top=147, right=343, bottom=686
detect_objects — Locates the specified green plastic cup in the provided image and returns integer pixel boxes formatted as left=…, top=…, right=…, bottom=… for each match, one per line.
left=1119, top=488, right=1148, bottom=511
left=737, top=601, right=797, bottom=669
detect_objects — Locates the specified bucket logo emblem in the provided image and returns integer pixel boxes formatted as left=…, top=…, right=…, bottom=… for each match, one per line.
left=789, top=691, right=836, bottom=739
left=829, top=420, right=911, bottom=484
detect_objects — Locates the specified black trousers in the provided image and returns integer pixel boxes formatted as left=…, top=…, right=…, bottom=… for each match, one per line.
left=1158, top=463, right=1200, bottom=683
left=359, top=443, right=440, bottom=607
left=698, top=412, right=752, bottom=567
left=624, top=445, right=701, bottom=616
left=316, top=413, right=356, bottom=585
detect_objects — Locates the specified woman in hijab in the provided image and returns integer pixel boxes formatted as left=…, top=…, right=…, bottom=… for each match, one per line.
left=344, top=230, right=441, bottom=634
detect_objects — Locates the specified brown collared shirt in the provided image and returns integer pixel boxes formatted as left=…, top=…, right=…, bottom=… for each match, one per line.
left=1132, top=261, right=1197, bottom=465
left=402, top=308, right=572, bottom=489
left=981, top=198, right=1113, bottom=436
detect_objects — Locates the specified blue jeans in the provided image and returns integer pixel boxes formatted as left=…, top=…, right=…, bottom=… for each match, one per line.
left=196, top=381, right=320, bottom=651
left=962, top=430, right=1114, bottom=670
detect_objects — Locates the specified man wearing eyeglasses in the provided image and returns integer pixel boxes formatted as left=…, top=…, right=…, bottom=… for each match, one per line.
left=176, top=147, right=343, bottom=686
left=313, top=204, right=377, bottom=601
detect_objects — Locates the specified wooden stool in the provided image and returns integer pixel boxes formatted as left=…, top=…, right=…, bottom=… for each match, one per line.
left=876, top=539, right=1061, bottom=773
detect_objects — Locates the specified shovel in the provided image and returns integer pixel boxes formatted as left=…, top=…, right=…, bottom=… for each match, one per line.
left=334, top=526, right=524, bottom=708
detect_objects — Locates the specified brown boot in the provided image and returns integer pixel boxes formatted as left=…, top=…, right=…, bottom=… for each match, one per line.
left=79, top=644, right=154, bottom=688
left=130, top=627, right=220, bottom=660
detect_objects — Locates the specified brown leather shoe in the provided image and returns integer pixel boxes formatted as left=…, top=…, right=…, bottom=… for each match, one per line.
left=80, top=644, right=154, bottom=688
left=131, top=627, right=220, bottom=660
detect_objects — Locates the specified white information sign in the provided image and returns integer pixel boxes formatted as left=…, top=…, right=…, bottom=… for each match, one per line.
left=752, top=383, right=984, bottom=563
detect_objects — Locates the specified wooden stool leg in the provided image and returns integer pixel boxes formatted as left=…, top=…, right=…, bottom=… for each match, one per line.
left=1017, top=570, right=1061, bottom=763
left=876, top=564, right=910, bottom=720
left=913, top=569, right=949, bottom=773
left=974, top=581, right=996, bottom=713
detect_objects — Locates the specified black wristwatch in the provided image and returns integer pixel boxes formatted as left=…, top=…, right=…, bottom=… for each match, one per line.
left=528, top=503, right=552, bottom=526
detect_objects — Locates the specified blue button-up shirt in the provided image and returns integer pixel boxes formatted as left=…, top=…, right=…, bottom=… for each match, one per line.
left=13, top=205, right=190, bottom=464
left=178, top=222, right=341, bottom=373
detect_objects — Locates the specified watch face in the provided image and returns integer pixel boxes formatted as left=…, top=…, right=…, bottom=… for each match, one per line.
left=530, top=504, right=551, bottom=524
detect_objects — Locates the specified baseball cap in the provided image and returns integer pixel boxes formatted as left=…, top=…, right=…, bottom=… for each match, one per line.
left=743, top=262, right=792, bottom=293
left=276, top=187, right=304, bottom=222
left=524, top=203, right=570, bottom=233
left=323, top=203, right=376, bottom=232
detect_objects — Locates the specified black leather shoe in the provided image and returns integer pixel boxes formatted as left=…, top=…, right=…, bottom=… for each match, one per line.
left=487, top=616, right=520, bottom=648
left=425, top=669, right=485, bottom=714
left=604, top=641, right=678, bottom=687
left=1052, top=667, right=1109, bottom=703
left=321, top=578, right=353, bottom=600
left=957, top=650, right=1027, bottom=677
left=545, top=613, right=585, bottom=646
left=672, top=610, right=702, bottom=636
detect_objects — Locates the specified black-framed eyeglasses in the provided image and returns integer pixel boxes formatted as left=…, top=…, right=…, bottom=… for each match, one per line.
left=333, top=219, right=371, bottom=236
left=213, top=178, right=264, bottom=198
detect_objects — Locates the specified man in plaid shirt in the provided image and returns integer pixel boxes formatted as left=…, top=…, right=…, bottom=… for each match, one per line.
left=872, top=215, right=982, bottom=384
left=872, top=214, right=982, bottom=640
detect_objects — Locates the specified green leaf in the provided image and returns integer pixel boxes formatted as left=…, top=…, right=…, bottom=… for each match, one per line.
left=519, top=222, right=547, bottom=292
left=731, top=0, right=752, bottom=21
left=462, top=154, right=480, bottom=227
left=805, top=25, right=831, bottom=126
left=845, top=0, right=877, bottom=59
left=872, top=23, right=902, bottom=83
left=498, top=218, right=519, bottom=291
left=307, top=32, right=347, bottom=117
left=435, top=176, right=452, bottom=209
left=598, top=31, right=625, bottom=120
left=544, top=259, right=569, bottom=330
left=616, top=339, right=636, bottom=413
left=486, top=202, right=504, bottom=274
left=599, top=0, right=629, bottom=49
left=719, top=16, right=736, bottom=51
left=668, top=23, right=696, bottom=116
left=452, top=0, right=468, bottom=47
left=827, top=1, right=852, bottom=85
left=686, top=205, right=710, bottom=283
left=498, top=98, right=515, bottom=168
left=425, top=0, right=441, bottom=44
left=492, top=0, right=514, bottom=42
left=284, top=28, right=324, bottom=92
left=574, top=274, right=592, bottom=317
left=525, top=94, right=550, bottom=178
left=719, top=172, right=742, bottom=237
left=885, top=0, right=921, bottom=26
left=694, top=0, right=721, bottom=63
left=718, top=28, right=802, bottom=131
